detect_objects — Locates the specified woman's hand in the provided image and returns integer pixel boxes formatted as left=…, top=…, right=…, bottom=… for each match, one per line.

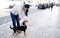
left=19, top=17, right=21, bottom=20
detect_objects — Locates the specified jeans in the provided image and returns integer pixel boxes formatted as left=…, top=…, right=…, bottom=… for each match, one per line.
left=10, top=12, right=20, bottom=27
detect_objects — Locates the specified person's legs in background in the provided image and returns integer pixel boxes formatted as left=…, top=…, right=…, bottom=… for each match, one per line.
left=25, top=9, right=29, bottom=16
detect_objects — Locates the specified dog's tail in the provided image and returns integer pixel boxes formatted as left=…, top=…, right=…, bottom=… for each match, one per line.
left=10, top=25, right=13, bottom=29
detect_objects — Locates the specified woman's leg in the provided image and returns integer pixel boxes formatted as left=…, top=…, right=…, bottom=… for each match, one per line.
left=15, top=15, right=20, bottom=27
left=10, top=12, right=16, bottom=27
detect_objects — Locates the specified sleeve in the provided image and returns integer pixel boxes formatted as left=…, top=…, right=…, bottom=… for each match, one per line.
left=19, top=4, right=29, bottom=23
left=19, top=11, right=28, bottom=20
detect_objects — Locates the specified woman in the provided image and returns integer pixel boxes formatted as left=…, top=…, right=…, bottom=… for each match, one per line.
left=10, top=2, right=30, bottom=33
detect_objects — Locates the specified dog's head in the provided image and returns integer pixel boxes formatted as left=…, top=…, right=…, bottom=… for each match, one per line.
left=22, top=20, right=28, bottom=25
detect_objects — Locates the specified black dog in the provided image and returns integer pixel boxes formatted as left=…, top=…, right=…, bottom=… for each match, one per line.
left=10, top=20, right=28, bottom=35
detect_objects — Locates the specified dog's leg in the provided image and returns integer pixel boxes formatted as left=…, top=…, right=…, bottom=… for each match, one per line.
left=12, top=33, right=14, bottom=35
left=23, top=30, right=26, bottom=36
left=12, top=30, right=16, bottom=35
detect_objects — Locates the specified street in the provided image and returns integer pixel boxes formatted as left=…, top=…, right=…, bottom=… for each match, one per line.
left=0, top=6, right=60, bottom=38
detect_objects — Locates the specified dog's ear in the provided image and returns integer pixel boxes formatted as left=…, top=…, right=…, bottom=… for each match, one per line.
left=24, top=20, right=28, bottom=22
left=22, top=20, right=28, bottom=25
left=22, top=21, right=25, bottom=25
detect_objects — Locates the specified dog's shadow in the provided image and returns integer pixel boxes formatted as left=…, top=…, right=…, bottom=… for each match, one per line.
left=10, top=32, right=27, bottom=38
